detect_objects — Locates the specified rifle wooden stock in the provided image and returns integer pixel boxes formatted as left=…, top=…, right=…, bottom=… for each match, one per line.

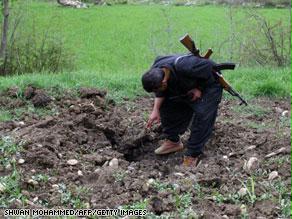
left=204, top=48, right=213, bottom=59
left=179, top=34, right=200, bottom=56
left=179, top=33, right=248, bottom=106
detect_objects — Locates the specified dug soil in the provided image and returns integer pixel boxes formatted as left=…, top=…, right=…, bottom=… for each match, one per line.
left=0, top=86, right=291, bottom=218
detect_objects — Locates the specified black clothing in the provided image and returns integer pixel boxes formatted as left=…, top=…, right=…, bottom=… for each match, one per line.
left=150, top=54, right=223, bottom=157
left=151, top=54, right=217, bottom=98
left=160, top=83, right=222, bottom=156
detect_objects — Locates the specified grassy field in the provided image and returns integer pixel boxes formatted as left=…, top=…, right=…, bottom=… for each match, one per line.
left=0, top=1, right=290, bottom=99
left=0, top=67, right=290, bottom=101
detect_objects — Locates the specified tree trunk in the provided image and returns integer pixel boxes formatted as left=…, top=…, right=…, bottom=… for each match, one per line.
left=289, top=0, right=292, bottom=51
left=0, top=0, right=9, bottom=60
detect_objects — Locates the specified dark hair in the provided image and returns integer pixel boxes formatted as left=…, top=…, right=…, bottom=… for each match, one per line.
left=141, top=68, right=164, bottom=92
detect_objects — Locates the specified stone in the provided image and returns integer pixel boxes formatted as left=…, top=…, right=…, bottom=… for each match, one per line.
left=246, top=145, right=257, bottom=151
left=26, top=200, right=36, bottom=207
left=18, top=121, right=25, bottom=126
left=67, top=159, right=79, bottom=166
left=5, top=163, right=12, bottom=170
left=142, top=183, right=149, bottom=192
left=77, top=170, right=83, bottom=176
left=94, top=168, right=101, bottom=173
left=27, top=179, right=38, bottom=186
left=14, top=199, right=23, bottom=206
left=281, top=110, right=288, bottom=117
left=238, top=188, right=248, bottom=196
left=173, top=172, right=184, bottom=177
left=244, top=157, right=259, bottom=172
left=265, top=147, right=287, bottom=158
left=18, top=159, right=25, bottom=164
left=268, top=171, right=279, bottom=181
left=146, top=178, right=155, bottom=186
left=173, top=183, right=180, bottom=190
left=52, top=184, right=59, bottom=189
left=109, top=158, right=119, bottom=168
left=0, top=183, right=5, bottom=193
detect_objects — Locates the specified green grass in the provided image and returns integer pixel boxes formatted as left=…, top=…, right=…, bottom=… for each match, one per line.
left=58, top=183, right=89, bottom=208
left=21, top=1, right=289, bottom=70
left=122, top=199, right=148, bottom=210
left=0, top=137, right=26, bottom=208
left=232, top=103, right=271, bottom=117
left=0, top=102, right=59, bottom=122
left=0, top=110, right=13, bottom=122
left=0, top=1, right=289, bottom=99
left=212, top=176, right=291, bottom=218
left=224, top=67, right=290, bottom=98
left=0, top=67, right=290, bottom=101
left=0, top=70, right=143, bottom=100
left=0, top=136, right=23, bottom=167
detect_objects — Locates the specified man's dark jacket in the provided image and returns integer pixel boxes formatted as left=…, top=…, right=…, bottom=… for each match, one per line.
left=151, top=54, right=217, bottom=98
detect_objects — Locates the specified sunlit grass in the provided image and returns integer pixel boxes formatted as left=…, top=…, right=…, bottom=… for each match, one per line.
left=0, top=1, right=289, bottom=99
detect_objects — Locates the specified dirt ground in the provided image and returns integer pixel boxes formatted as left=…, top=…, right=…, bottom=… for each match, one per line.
left=0, top=86, right=291, bottom=218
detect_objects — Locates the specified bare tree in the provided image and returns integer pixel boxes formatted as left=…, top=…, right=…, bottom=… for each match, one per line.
left=289, top=0, right=292, bottom=53
left=0, top=0, right=9, bottom=60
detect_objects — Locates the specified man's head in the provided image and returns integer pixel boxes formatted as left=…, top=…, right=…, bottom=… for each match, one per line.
left=142, top=68, right=166, bottom=93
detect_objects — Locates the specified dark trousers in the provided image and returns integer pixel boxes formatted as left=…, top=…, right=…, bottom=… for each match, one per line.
left=160, top=83, right=223, bottom=157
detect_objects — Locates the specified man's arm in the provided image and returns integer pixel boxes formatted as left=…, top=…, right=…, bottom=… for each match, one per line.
left=146, top=97, right=165, bottom=129
left=153, top=97, right=165, bottom=111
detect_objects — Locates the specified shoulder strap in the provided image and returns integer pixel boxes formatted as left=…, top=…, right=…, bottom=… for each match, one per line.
left=174, top=54, right=192, bottom=71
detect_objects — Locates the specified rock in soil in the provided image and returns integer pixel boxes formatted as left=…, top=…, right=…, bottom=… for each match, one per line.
left=0, top=183, right=5, bottom=193
left=238, top=188, right=248, bottom=197
left=18, top=159, right=25, bottom=164
left=268, top=171, right=279, bottom=181
left=244, top=157, right=259, bottom=172
left=109, top=158, right=119, bottom=168
left=67, top=159, right=79, bottom=166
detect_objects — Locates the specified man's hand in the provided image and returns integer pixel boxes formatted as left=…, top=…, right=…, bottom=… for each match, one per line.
left=146, top=110, right=160, bottom=129
left=188, top=88, right=202, bottom=101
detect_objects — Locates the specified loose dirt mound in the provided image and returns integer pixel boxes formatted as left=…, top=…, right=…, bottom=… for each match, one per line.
left=0, top=87, right=290, bottom=218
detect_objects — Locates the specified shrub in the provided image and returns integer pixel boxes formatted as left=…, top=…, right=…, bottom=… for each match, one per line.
left=2, top=29, right=75, bottom=75
left=0, top=2, right=75, bottom=75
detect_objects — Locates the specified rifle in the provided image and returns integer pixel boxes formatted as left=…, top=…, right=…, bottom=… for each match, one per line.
left=180, top=34, right=248, bottom=106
